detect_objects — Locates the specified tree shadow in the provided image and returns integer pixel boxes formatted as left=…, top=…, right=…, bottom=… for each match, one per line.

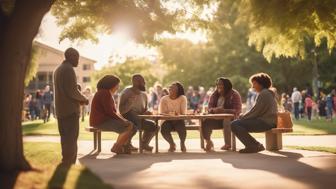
left=47, top=163, right=71, bottom=189
left=222, top=151, right=336, bottom=188
left=0, top=171, right=19, bottom=189
left=79, top=150, right=336, bottom=188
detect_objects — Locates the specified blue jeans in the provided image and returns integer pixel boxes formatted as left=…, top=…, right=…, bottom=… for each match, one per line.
left=293, top=102, right=300, bottom=120
left=231, top=118, right=275, bottom=148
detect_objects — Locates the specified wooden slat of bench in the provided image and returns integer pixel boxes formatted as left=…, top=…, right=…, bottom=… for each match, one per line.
left=270, top=128, right=293, bottom=133
left=186, top=125, right=200, bottom=130
left=85, top=127, right=101, bottom=132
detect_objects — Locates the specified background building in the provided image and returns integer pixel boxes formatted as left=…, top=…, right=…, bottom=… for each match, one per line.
left=26, top=41, right=96, bottom=93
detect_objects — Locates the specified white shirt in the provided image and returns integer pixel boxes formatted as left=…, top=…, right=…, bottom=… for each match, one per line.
left=291, top=91, right=302, bottom=103
left=159, top=95, right=187, bottom=115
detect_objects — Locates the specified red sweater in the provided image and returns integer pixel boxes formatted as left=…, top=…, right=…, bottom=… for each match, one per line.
left=90, top=89, right=121, bottom=127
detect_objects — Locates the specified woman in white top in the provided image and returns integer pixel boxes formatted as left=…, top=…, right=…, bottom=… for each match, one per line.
left=159, top=82, right=188, bottom=152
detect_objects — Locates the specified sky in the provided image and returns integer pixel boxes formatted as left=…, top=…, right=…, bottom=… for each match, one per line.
left=36, top=13, right=208, bottom=70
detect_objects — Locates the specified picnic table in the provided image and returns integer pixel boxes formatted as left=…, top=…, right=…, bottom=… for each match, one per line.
left=138, top=113, right=235, bottom=153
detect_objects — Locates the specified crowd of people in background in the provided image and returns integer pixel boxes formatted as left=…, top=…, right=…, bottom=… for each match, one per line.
left=281, top=87, right=336, bottom=121
left=23, top=85, right=54, bottom=122
left=23, top=82, right=336, bottom=124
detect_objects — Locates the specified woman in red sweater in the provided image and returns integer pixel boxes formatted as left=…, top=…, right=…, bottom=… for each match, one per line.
left=90, top=75, right=133, bottom=154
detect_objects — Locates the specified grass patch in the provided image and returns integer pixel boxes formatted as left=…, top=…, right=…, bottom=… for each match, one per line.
left=22, top=117, right=336, bottom=141
left=286, top=145, right=336, bottom=154
left=13, top=142, right=112, bottom=189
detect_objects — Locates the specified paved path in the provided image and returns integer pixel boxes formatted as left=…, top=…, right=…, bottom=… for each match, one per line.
left=78, top=148, right=336, bottom=189
left=23, top=135, right=336, bottom=148
left=24, top=135, right=336, bottom=189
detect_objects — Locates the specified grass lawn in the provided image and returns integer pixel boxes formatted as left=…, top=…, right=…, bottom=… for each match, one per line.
left=286, top=145, right=336, bottom=154
left=22, top=117, right=336, bottom=140
left=11, top=142, right=112, bottom=189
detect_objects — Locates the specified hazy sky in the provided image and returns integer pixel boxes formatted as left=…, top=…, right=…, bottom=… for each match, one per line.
left=36, top=12, right=207, bottom=70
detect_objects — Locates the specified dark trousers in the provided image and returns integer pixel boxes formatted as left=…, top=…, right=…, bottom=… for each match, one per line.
left=231, top=119, right=275, bottom=148
left=44, top=103, right=51, bottom=120
left=202, top=119, right=231, bottom=145
left=57, top=113, right=79, bottom=164
left=307, top=107, right=312, bottom=120
left=293, top=102, right=300, bottom=120
left=161, top=120, right=186, bottom=145
left=123, top=111, right=157, bottom=142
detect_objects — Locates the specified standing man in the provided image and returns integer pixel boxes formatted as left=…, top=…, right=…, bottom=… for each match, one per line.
left=119, top=74, right=158, bottom=152
left=291, top=87, right=302, bottom=120
left=54, top=48, right=88, bottom=165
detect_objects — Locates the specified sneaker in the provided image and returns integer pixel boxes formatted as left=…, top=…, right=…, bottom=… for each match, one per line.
left=204, top=140, right=214, bottom=152
left=180, top=143, right=187, bottom=152
left=220, top=144, right=231, bottom=151
left=239, top=144, right=265, bottom=153
left=128, top=143, right=139, bottom=151
left=168, top=144, right=176, bottom=152
left=142, top=144, right=153, bottom=152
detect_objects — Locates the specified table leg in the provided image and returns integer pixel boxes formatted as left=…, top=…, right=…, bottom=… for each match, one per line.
left=139, top=119, right=143, bottom=154
left=155, top=119, right=159, bottom=153
left=199, top=118, right=204, bottom=149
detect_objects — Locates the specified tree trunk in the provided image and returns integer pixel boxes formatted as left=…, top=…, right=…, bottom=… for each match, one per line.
left=0, top=0, right=54, bottom=172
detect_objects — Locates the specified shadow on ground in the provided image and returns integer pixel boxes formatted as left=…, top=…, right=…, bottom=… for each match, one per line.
left=79, top=150, right=336, bottom=189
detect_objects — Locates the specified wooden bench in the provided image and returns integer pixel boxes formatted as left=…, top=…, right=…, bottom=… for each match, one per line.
left=231, top=127, right=293, bottom=151
left=85, top=127, right=102, bottom=152
left=265, top=127, right=293, bottom=150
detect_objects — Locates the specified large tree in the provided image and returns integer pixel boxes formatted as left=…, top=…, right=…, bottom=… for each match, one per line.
left=0, top=0, right=180, bottom=172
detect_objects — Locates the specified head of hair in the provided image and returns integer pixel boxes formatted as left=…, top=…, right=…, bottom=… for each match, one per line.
left=249, top=73, right=272, bottom=89
left=216, top=77, right=233, bottom=95
left=97, top=75, right=120, bottom=90
left=64, top=48, right=79, bottom=60
left=172, top=82, right=185, bottom=97
left=132, top=74, right=144, bottom=83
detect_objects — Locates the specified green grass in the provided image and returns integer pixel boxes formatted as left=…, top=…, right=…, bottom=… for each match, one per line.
left=286, top=145, right=336, bottom=154
left=22, top=117, right=336, bottom=140
left=14, top=142, right=112, bottom=189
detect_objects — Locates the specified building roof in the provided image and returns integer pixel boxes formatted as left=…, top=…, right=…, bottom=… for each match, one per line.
left=34, top=41, right=97, bottom=63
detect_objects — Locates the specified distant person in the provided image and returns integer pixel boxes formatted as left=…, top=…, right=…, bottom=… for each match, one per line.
left=81, top=87, right=93, bottom=121
left=119, top=74, right=158, bottom=152
left=318, top=91, right=327, bottom=119
left=35, top=90, right=43, bottom=119
left=90, top=75, right=134, bottom=154
left=42, top=85, right=53, bottom=122
left=246, top=87, right=257, bottom=111
left=202, top=77, right=242, bottom=151
left=291, top=87, right=302, bottom=120
left=326, top=92, right=333, bottom=121
left=190, top=89, right=201, bottom=112
left=54, top=47, right=89, bottom=165
left=305, top=95, right=313, bottom=121
left=159, top=82, right=188, bottom=152
left=332, top=89, right=336, bottom=114
left=231, top=73, right=277, bottom=153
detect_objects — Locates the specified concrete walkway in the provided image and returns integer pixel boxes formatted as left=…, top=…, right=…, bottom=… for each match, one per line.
left=24, top=135, right=336, bottom=189
left=78, top=147, right=336, bottom=189
left=23, top=135, right=336, bottom=148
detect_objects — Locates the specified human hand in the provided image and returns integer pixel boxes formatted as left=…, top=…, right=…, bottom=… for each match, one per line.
left=144, top=111, right=153, bottom=115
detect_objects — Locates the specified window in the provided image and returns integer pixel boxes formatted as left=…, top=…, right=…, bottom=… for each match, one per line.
left=83, top=77, right=91, bottom=83
left=83, top=64, right=91, bottom=70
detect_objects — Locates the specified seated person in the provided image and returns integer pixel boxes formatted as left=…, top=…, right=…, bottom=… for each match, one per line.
left=202, top=77, right=242, bottom=151
left=231, top=73, right=278, bottom=153
left=159, top=82, right=188, bottom=152
left=90, top=75, right=133, bottom=154
left=119, top=74, right=157, bottom=152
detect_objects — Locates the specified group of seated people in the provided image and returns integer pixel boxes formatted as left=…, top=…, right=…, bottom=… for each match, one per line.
left=89, top=72, right=278, bottom=154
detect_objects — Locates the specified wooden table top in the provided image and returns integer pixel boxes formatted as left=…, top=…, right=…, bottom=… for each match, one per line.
left=138, top=113, right=234, bottom=120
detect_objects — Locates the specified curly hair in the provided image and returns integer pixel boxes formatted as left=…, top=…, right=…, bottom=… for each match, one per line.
left=97, top=75, right=120, bottom=90
left=249, top=73, right=272, bottom=89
